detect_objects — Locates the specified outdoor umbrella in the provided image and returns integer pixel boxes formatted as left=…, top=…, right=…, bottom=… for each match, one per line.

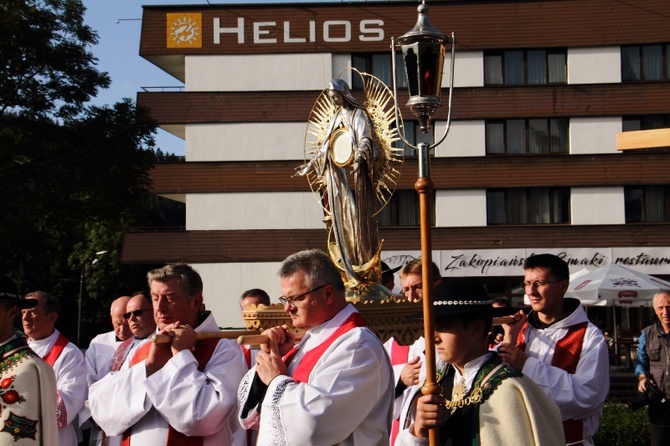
left=566, top=263, right=670, bottom=347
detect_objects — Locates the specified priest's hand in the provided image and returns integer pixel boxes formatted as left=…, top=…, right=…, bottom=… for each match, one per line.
left=498, top=342, right=528, bottom=371
left=411, top=394, right=446, bottom=438
left=502, top=310, right=526, bottom=344
left=168, top=323, right=197, bottom=355
left=400, top=356, right=422, bottom=386
left=255, top=336, right=287, bottom=385
left=146, top=325, right=175, bottom=376
left=261, top=325, right=295, bottom=357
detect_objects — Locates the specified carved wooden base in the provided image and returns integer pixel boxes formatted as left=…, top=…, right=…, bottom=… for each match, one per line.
left=242, top=299, right=424, bottom=345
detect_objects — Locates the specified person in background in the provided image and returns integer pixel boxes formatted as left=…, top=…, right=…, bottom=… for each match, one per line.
left=500, top=253, right=609, bottom=446
left=240, top=288, right=271, bottom=313
left=81, top=295, right=132, bottom=446
left=0, top=276, right=58, bottom=444
left=89, top=263, right=246, bottom=445
left=381, top=261, right=401, bottom=294
left=23, top=291, right=87, bottom=446
left=238, top=249, right=394, bottom=445
left=395, top=278, right=564, bottom=446
left=385, top=258, right=442, bottom=445
left=634, top=291, right=670, bottom=446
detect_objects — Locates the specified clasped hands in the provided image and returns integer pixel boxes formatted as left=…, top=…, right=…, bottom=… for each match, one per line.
left=146, top=321, right=197, bottom=376
left=255, top=325, right=296, bottom=385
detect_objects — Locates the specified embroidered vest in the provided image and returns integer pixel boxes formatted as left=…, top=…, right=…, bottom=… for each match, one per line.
left=517, top=321, right=588, bottom=445
left=121, top=338, right=219, bottom=446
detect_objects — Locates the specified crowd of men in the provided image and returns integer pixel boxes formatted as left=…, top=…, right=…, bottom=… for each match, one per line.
left=4, top=250, right=666, bottom=445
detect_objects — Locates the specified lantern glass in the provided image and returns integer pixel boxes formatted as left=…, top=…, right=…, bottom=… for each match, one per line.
left=401, top=41, right=445, bottom=99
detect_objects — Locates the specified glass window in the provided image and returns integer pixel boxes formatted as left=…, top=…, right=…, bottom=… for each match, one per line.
left=352, top=52, right=407, bottom=89
left=401, top=121, right=434, bottom=157
left=484, top=48, right=567, bottom=86
left=487, top=188, right=570, bottom=225
left=622, top=44, right=670, bottom=82
left=377, top=190, right=435, bottom=227
left=486, top=118, right=569, bottom=155
left=622, top=115, right=670, bottom=131
left=625, top=186, right=670, bottom=223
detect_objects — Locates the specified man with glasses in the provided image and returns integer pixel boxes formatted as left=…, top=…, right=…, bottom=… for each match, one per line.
left=90, top=263, right=247, bottom=446
left=238, top=249, right=394, bottom=445
left=499, top=253, right=609, bottom=446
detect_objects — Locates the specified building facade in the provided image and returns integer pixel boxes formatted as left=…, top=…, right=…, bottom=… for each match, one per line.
left=124, top=0, right=670, bottom=330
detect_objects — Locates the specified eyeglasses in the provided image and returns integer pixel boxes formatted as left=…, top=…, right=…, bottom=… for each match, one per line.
left=278, top=284, right=328, bottom=307
left=123, top=308, right=152, bottom=320
left=521, top=280, right=561, bottom=289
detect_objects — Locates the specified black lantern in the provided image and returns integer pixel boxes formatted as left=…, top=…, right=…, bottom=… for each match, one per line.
left=396, top=1, right=451, bottom=133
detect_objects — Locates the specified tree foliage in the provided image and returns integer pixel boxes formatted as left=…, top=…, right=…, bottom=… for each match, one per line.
left=0, top=0, right=110, bottom=119
left=0, top=1, right=174, bottom=345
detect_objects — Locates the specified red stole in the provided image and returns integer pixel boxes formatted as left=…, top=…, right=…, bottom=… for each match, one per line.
left=110, top=338, right=134, bottom=372
left=390, top=340, right=410, bottom=446
left=42, top=333, right=69, bottom=429
left=121, top=338, right=219, bottom=446
left=517, top=321, right=588, bottom=445
left=287, top=312, right=366, bottom=383
left=42, top=333, right=69, bottom=366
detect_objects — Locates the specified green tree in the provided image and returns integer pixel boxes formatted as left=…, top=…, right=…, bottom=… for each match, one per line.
left=0, top=0, right=110, bottom=119
left=0, top=1, right=169, bottom=345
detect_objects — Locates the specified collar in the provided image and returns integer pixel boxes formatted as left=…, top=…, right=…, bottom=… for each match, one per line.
left=453, top=352, right=494, bottom=392
left=300, top=304, right=357, bottom=352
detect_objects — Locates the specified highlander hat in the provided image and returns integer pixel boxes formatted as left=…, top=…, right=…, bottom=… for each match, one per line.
left=0, top=276, right=37, bottom=310
left=409, top=278, right=516, bottom=320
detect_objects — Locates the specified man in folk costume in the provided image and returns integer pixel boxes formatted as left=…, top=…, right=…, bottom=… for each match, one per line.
left=81, top=295, right=132, bottom=445
left=383, top=259, right=442, bottom=445
left=89, top=263, right=247, bottom=446
left=499, top=254, right=609, bottom=446
left=22, top=291, right=87, bottom=446
left=238, top=249, right=394, bottom=445
left=395, top=278, right=565, bottom=446
left=0, top=277, right=58, bottom=445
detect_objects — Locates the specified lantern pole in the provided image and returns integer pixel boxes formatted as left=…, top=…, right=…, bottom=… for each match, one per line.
left=391, top=1, right=455, bottom=444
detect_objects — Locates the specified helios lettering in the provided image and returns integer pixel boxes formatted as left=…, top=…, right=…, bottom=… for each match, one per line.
left=213, top=17, right=384, bottom=45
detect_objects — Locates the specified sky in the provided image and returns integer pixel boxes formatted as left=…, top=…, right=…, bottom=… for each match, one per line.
left=81, top=0, right=346, bottom=156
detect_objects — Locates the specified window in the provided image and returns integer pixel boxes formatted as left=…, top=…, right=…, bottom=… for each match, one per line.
left=352, top=53, right=406, bottom=90
left=486, top=119, right=568, bottom=154
left=484, top=49, right=567, bottom=85
left=622, top=115, right=670, bottom=132
left=376, top=190, right=435, bottom=227
left=400, top=121, right=435, bottom=156
left=622, top=44, right=670, bottom=82
left=625, top=186, right=670, bottom=223
left=486, top=188, right=570, bottom=225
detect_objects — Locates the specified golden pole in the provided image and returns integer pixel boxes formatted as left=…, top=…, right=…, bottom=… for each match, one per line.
left=416, top=142, right=439, bottom=446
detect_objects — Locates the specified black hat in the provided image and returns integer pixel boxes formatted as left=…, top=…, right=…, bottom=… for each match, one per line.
left=0, top=276, right=37, bottom=310
left=381, top=261, right=401, bottom=275
left=410, top=278, right=516, bottom=320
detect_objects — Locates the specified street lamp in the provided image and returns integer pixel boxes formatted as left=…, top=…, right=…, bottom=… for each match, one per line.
left=77, top=250, right=108, bottom=346
left=391, top=1, right=456, bottom=444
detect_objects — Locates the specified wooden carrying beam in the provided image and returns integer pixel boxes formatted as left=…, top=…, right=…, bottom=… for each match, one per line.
left=616, top=128, right=670, bottom=151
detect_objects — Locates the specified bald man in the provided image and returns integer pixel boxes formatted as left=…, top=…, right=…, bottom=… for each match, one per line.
left=81, top=296, right=132, bottom=445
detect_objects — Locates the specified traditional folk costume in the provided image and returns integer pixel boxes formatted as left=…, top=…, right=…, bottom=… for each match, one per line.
left=515, top=298, right=609, bottom=445
left=28, top=330, right=87, bottom=446
left=238, top=304, right=394, bottom=446
left=0, top=336, right=58, bottom=445
left=89, top=311, right=247, bottom=446
left=395, top=353, right=565, bottom=446
left=383, top=336, right=425, bottom=445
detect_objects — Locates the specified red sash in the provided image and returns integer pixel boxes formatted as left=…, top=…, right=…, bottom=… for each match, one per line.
left=517, top=321, right=588, bottom=445
left=42, top=333, right=69, bottom=366
left=288, top=312, right=366, bottom=383
left=42, top=333, right=69, bottom=429
left=110, top=338, right=134, bottom=372
left=390, top=339, right=410, bottom=446
left=121, top=338, right=219, bottom=446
